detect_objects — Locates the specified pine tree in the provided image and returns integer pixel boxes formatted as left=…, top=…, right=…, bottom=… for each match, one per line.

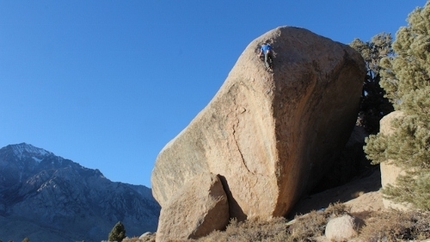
left=108, top=221, right=126, bottom=242
left=364, top=1, right=430, bottom=210
left=350, top=33, right=394, bottom=134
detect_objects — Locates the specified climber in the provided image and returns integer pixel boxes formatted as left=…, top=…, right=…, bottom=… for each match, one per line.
left=258, top=41, right=273, bottom=70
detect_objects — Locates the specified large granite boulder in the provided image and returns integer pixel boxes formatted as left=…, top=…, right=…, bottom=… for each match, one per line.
left=152, top=26, right=365, bottom=219
left=155, top=173, right=229, bottom=242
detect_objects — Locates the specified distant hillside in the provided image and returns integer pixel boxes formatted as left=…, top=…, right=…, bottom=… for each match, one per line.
left=0, top=143, right=160, bottom=242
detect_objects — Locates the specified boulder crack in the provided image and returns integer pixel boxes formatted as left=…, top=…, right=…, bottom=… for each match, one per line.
left=232, top=119, right=254, bottom=174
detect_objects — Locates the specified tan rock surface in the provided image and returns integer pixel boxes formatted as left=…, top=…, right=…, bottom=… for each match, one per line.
left=152, top=26, right=365, bottom=219
left=155, top=173, right=229, bottom=242
left=379, top=111, right=412, bottom=210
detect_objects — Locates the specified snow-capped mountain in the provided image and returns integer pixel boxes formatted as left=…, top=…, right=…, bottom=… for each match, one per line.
left=0, top=143, right=160, bottom=242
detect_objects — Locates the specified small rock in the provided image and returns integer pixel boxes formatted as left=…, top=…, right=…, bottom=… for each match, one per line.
left=325, top=214, right=363, bottom=241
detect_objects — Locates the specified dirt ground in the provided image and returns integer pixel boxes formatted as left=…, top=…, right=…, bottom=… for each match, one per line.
left=289, top=167, right=383, bottom=218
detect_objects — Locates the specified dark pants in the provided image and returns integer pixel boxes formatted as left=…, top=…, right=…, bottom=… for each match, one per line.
left=264, top=51, right=273, bottom=69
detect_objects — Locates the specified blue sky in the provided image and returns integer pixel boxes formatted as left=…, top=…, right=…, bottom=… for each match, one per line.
left=0, top=1, right=427, bottom=187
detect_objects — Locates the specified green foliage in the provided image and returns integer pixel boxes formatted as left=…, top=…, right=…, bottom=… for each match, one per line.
left=379, top=3, right=430, bottom=106
left=364, top=1, right=430, bottom=210
left=108, top=221, right=126, bottom=242
left=383, top=170, right=430, bottom=208
left=350, top=33, right=394, bottom=134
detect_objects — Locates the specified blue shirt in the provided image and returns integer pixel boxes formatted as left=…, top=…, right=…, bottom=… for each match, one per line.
left=261, top=44, right=272, bottom=53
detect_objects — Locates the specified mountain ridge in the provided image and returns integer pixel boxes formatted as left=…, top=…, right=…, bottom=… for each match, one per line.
left=0, top=143, right=160, bottom=242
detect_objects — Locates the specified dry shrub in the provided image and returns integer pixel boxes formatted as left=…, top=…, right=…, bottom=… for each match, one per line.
left=197, top=203, right=350, bottom=242
left=197, top=217, right=289, bottom=242
left=287, top=202, right=351, bottom=241
left=359, top=209, right=430, bottom=241
left=287, top=210, right=326, bottom=241
left=190, top=203, right=430, bottom=241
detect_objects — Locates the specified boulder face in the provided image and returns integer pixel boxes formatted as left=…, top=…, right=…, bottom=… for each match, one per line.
left=156, top=173, right=229, bottom=242
left=152, top=26, right=365, bottom=219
